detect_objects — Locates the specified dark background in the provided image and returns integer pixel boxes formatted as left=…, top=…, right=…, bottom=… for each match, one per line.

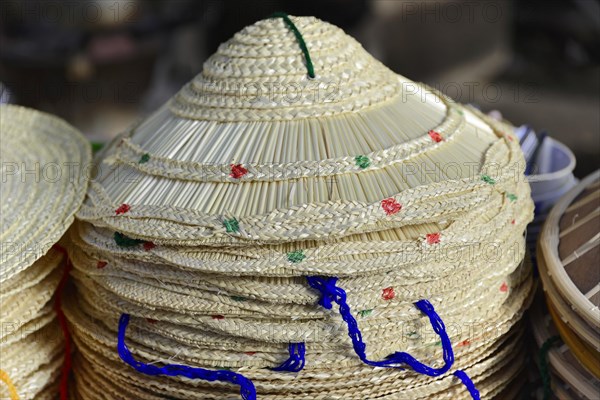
left=1, top=0, right=598, bottom=177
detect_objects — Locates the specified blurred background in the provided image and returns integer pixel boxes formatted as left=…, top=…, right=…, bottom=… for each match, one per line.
left=1, top=0, right=598, bottom=176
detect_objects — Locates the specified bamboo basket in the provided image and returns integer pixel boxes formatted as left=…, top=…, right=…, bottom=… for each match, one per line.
left=530, top=292, right=600, bottom=399
left=538, top=170, right=600, bottom=332
left=535, top=169, right=600, bottom=398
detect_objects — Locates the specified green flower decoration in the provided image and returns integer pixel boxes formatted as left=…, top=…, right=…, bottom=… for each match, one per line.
left=114, top=232, right=144, bottom=248
left=139, top=153, right=150, bottom=164
left=481, top=175, right=496, bottom=185
left=506, top=193, right=517, bottom=202
left=287, top=250, right=306, bottom=263
left=355, top=155, right=371, bottom=169
left=230, top=296, right=246, bottom=302
left=358, top=309, right=373, bottom=317
left=223, top=218, right=240, bottom=233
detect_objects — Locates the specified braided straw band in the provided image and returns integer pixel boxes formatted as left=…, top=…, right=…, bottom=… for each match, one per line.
left=70, top=334, right=520, bottom=399
left=109, top=96, right=464, bottom=183
left=77, top=110, right=523, bottom=244
left=72, top=185, right=530, bottom=278
left=80, top=164, right=522, bottom=246
left=71, top=268, right=531, bottom=347
left=67, top=298, right=524, bottom=399
left=68, top=284, right=526, bottom=379
left=114, top=292, right=476, bottom=399
left=67, top=272, right=522, bottom=372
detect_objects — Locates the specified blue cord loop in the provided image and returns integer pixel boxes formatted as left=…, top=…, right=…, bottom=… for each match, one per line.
left=306, top=276, right=479, bottom=398
left=393, top=299, right=453, bottom=377
left=116, top=279, right=479, bottom=400
left=117, top=314, right=257, bottom=400
left=271, top=343, right=306, bottom=372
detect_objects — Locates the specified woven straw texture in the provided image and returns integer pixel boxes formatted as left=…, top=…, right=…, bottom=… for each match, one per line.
left=0, top=105, right=91, bottom=282
left=0, top=250, right=65, bottom=399
left=0, top=105, right=91, bottom=399
left=65, top=15, right=534, bottom=399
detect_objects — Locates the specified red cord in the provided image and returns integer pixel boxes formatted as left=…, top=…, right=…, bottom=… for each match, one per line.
left=52, top=244, right=72, bottom=400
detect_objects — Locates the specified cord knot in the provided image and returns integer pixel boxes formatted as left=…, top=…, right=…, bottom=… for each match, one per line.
left=306, top=276, right=339, bottom=309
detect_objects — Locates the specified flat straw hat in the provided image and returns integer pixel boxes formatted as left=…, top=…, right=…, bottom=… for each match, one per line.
left=0, top=105, right=91, bottom=399
left=66, top=14, right=534, bottom=400
left=0, top=105, right=91, bottom=282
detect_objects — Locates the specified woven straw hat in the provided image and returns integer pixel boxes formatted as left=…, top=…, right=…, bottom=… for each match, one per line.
left=77, top=15, right=523, bottom=247
left=0, top=247, right=66, bottom=399
left=66, top=15, right=534, bottom=399
left=0, top=105, right=91, bottom=399
left=0, top=105, right=91, bottom=282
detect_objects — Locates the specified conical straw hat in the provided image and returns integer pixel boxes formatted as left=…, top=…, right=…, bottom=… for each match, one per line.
left=76, top=16, right=523, bottom=248
left=66, top=14, right=534, bottom=400
left=0, top=105, right=91, bottom=282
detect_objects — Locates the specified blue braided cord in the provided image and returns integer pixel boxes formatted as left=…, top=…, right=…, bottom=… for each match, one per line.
left=271, top=343, right=306, bottom=372
left=454, top=370, right=480, bottom=399
left=117, top=314, right=256, bottom=400
left=391, top=299, right=454, bottom=377
left=306, top=276, right=480, bottom=399
left=305, top=277, right=454, bottom=374
left=305, top=276, right=453, bottom=376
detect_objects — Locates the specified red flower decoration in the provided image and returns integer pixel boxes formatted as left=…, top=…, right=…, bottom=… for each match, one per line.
left=382, top=287, right=395, bottom=301
left=115, top=203, right=131, bottom=215
left=211, top=315, right=225, bottom=320
left=230, top=164, right=248, bottom=179
left=245, top=352, right=256, bottom=356
left=458, top=339, right=471, bottom=347
left=96, top=260, right=107, bottom=269
left=428, top=130, right=444, bottom=143
left=146, top=318, right=157, bottom=324
left=426, top=233, right=441, bottom=245
left=143, top=241, right=156, bottom=251
left=500, top=282, right=508, bottom=292
left=381, top=198, right=402, bottom=215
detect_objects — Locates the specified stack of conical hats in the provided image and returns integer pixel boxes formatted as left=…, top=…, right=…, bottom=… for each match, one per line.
left=0, top=105, right=91, bottom=399
left=65, top=16, right=534, bottom=399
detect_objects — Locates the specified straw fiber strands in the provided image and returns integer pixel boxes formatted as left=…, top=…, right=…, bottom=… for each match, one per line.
left=66, top=16, right=534, bottom=399
left=0, top=105, right=91, bottom=399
